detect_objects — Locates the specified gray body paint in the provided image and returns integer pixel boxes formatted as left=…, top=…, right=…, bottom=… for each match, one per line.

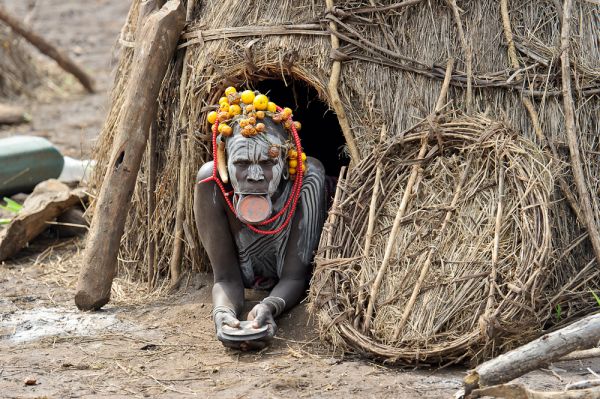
left=222, top=118, right=326, bottom=289
left=233, top=165, right=325, bottom=289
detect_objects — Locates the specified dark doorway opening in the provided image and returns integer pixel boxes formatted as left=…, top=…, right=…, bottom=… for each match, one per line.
left=252, top=77, right=350, bottom=178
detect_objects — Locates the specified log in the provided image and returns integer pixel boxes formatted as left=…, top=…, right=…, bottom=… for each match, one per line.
left=0, top=5, right=96, bottom=93
left=464, top=313, right=600, bottom=396
left=0, top=103, right=30, bottom=125
left=74, top=0, right=185, bottom=311
left=471, top=383, right=600, bottom=399
left=0, top=180, right=85, bottom=261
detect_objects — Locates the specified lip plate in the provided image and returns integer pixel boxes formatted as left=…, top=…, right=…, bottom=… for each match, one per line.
left=221, top=320, right=269, bottom=341
left=236, top=194, right=271, bottom=224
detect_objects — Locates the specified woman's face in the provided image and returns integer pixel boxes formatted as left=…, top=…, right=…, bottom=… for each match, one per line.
left=225, top=119, right=286, bottom=196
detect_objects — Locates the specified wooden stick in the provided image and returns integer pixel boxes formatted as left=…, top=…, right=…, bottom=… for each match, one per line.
left=363, top=58, right=454, bottom=332
left=170, top=136, right=186, bottom=287
left=368, top=0, right=402, bottom=53
left=363, top=124, right=387, bottom=258
left=435, top=58, right=455, bottom=112
left=168, top=0, right=196, bottom=288
left=75, top=0, right=185, bottom=311
left=363, top=139, right=427, bottom=331
left=463, top=313, right=600, bottom=395
left=0, top=5, right=95, bottom=93
left=147, top=120, right=158, bottom=291
left=167, top=0, right=195, bottom=288
left=355, top=124, right=386, bottom=324
left=392, top=156, right=472, bottom=340
left=446, top=0, right=472, bottom=113
left=325, top=167, right=346, bottom=260
left=566, top=379, right=600, bottom=391
left=559, top=0, right=600, bottom=266
left=500, top=0, right=585, bottom=232
left=177, top=0, right=195, bottom=126
left=479, top=155, right=505, bottom=333
left=325, top=0, right=361, bottom=166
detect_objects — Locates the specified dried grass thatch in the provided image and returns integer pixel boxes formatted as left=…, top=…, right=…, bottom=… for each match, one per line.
left=93, top=0, right=600, bottom=363
left=309, top=111, right=563, bottom=365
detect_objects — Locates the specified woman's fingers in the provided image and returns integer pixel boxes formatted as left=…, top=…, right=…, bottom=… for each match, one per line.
left=222, top=313, right=241, bottom=328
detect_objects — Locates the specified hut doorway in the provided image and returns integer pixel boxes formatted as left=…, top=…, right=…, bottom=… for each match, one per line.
left=252, top=77, right=350, bottom=179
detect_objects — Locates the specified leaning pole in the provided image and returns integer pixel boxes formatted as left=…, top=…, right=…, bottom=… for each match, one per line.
left=75, top=0, right=185, bottom=310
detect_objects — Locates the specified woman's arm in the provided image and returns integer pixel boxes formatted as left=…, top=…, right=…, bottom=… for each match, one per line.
left=194, top=164, right=245, bottom=343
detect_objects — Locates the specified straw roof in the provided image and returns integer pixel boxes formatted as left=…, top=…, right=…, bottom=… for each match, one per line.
left=93, top=0, right=600, bottom=363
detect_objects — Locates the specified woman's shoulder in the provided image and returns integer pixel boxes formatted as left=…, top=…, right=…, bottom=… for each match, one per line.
left=303, top=157, right=325, bottom=180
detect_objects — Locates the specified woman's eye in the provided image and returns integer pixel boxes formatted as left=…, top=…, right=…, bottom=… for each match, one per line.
left=260, top=160, right=276, bottom=166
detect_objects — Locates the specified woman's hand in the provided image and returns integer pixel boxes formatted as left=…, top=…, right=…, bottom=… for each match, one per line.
left=247, top=303, right=277, bottom=336
left=214, top=307, right=242, bottom=349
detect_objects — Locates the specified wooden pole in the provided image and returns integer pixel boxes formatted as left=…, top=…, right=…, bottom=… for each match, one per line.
left=169, top=136, right=186, bottom=287
left=363, top=58, right=454, bottom=332
left=560, top=347, right=600, bottom=362
left=147, top=120, right=158, bottom=291
left=325, top=0, right=361, bottom=166
left=75, top=0, right=185, bottom=311
left=0, top=5, right=96, bottom=93
left=464, top=313, right=600, bottom=396
left=558, top=0, right=600, bottom=266
left=168, top=0, right=195, bottom=290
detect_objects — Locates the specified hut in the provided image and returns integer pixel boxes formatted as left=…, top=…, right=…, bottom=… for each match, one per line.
left=91, top=0, right=600, bottom=364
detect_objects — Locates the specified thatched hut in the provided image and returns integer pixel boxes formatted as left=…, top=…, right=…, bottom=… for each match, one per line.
left=93, top=0, right=600, bottom=364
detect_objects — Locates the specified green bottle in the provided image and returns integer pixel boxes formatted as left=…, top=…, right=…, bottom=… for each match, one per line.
left=0, top=136, right=65, bottom=195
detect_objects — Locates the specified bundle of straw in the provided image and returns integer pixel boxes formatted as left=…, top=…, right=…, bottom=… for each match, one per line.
left=309, top=111, right=565, bottom=365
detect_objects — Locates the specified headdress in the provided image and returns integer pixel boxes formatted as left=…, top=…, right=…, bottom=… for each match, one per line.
left=206, top=87, right=307, bottom=184
left=200, top=87, right=307, bottom=235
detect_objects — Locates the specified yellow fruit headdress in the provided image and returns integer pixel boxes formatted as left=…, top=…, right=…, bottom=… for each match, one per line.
left=205, top=87, right=307, bottom=184
left=201, top=86, right=307, bottom=236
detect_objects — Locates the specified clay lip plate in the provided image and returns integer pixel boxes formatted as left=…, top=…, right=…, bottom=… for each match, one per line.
left=236, top=195, right=271, bottom=224
left=221, top=320, right=269, bottom=341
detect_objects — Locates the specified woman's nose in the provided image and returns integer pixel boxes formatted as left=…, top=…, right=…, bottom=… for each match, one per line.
left=247, top=164, right=264, bottom=182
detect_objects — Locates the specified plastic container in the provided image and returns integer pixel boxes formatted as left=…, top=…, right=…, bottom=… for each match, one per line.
left=58, top=156, right=95, bottom=185
left=0, top=136, right=64, bottom=195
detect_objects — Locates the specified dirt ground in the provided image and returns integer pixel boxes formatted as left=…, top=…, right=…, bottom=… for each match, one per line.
left=1, top=1, right=599, bottom=398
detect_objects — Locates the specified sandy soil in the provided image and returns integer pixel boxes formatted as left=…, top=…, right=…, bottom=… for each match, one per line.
left=1, top=1, right=599, bottom=398
left=2, top=243, right=600, bottom=399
